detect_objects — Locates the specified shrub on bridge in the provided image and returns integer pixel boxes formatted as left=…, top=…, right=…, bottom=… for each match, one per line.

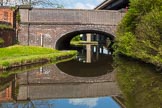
left=114, top=0, right=162, bottom=66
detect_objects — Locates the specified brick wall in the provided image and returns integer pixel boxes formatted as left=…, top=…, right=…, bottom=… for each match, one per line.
left=19, top=8, right=125, bottom=25
left=18, top=8, right=124, bottom=49
left=0, top=7, right=15, bottom=28
left=0, top=29, right=16, bottom=47
left=0, top=7, right=16, bottom=47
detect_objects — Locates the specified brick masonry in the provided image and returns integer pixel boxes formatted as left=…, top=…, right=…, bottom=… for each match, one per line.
left=0, top=7, right=16, bottom=47
left=16, top=64, right=120, bottom=100
left=18, top=24, right=117, bottom=48
left=0, top=7, right=15, bottom=28
left=18, top=8, right=125, bottom=49
left=0, top=29, right=16, bottom=47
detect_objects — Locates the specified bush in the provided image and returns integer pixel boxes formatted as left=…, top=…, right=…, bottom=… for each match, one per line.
left=115, top=0, right=162, bottom=66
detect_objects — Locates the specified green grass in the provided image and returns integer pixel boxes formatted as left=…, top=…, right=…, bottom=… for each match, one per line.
left=0, top=24, right=12, bottom=29
left=70, top=41, right=98, bottom=46
left=0, top=55, right=76, bottom=78
left=0, top=45, right=77, bottom=70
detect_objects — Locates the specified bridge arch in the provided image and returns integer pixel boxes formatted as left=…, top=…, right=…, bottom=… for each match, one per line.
left=55, top=29, right=115, bottom=50
left=18, top=8, right=125, bottom=49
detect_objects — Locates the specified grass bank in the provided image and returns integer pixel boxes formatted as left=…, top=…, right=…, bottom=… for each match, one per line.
left=0, top=45, right=77, bottom=70
left=70, top=41, right=98, bottom=46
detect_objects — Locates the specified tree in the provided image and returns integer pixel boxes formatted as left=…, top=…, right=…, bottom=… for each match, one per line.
left=0, top=0, right=64, bottom=8
left=0, top=0, right=9, bottom=6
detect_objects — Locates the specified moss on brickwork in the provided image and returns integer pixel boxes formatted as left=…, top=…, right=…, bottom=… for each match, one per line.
left=0, top=38, right=4, bottom=44
left=0, top=24, right=12, bottom=29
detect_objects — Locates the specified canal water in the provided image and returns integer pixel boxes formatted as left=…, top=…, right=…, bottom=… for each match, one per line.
left=0, top=44, right=162, bottom=108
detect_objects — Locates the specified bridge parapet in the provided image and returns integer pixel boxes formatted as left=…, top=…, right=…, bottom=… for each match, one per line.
left=19, top=8, right=125, bottom=25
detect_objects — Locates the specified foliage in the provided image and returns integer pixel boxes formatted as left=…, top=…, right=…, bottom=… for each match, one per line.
left=113, top=32, right=136, bottom=56
left=0, top=38, right=4, bottom=44
left=70, top=35, right=82, bottom=45
left=0, top=24, right=12, bottom=29
left=114, top=0, right=162, bottom=67
left=114, top=56, right=162, bottom=108
left=0, top=45, right=77, bottom=69
left=71, top=35, right=81, bottom=41
left=16, top=12, right=21, bottom=23
left=70, top=35, right=98, bottom=46
left=0, top=55, right=76, bottom=78
left=0, top=0, right=64, bottom=8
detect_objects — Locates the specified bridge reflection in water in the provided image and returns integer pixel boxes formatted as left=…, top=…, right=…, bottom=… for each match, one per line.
left=0, top=44, right=122, bottom=108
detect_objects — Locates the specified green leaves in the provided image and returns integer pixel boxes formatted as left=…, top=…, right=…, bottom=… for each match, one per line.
left=115, top=56, right=162, bottom=108
left=115, top=0, right=162, bottom=66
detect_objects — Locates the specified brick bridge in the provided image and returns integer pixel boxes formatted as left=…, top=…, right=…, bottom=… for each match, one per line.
left=0, top=64, right=121, bottom=101
left=16, top=64, right=121, bottom=100
left=18, top=8, right=125, bottom=49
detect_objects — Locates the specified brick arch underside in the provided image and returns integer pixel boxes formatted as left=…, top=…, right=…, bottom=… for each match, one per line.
left=55, top=25, right=116, bottom=50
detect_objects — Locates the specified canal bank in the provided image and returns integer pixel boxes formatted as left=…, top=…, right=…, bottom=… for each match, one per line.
left=0, top=45, right=77, bottom=71
left=0, top=43, right=122, bottom=108
left=114, top=0, right=162, bottom=68
left=2, top=42, right=162, bottom=108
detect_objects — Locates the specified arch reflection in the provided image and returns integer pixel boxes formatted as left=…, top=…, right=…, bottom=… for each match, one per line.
left=56, top=44, right=113, bottom=77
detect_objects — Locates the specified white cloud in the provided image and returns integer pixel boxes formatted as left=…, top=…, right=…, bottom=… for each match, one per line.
left=86, top=4, right=96, bottom=9
left=97, top=0, right=105, bottom=3
left=74, top=2, right=96, bottom=9
left=69, top=98, right=99, bottom=108
left=58, top=0, right=103, bottom=9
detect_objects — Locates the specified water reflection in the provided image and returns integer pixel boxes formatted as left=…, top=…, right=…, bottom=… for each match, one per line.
left=75, top=44, right=112, bottom=63
left=114, top=56, right=162, bottom=108
left=0, top=70, right=121, bottom=107
left=0, top=75, right=16, bottom=102
left=0, top=44, right=121, bottom=108
left=0, top=97, right=121, bottom=108
left=0, top=57, right=120, bottom=108
left=0, top=72, right=120, bottom=101
left=57, top=44, right=113, bottom=77
left=1, top=46, right=162, bottom=108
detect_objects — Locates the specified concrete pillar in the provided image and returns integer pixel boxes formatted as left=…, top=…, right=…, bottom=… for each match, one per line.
left=86, top=33, right=91, bottom=42
left=86, top=44, right=91, bottom=63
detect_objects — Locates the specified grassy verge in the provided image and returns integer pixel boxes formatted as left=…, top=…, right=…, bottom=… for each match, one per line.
left=70, top=41, right=98, bottom=46
left=0, top=55, right=76, bottom=78
left=0, top=45, right=77, bottom=70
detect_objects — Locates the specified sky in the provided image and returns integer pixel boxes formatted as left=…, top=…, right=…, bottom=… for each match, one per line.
left=2, top=0, right=105, bottom=9
left=55, top=0, right=105, bottom=9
